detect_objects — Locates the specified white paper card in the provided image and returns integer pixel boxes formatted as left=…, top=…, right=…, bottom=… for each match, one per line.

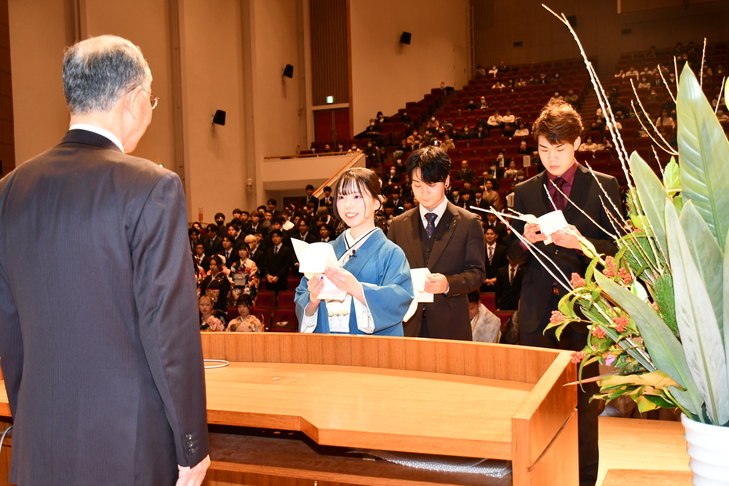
left=290, top=239, right=347, bottom=301
left=410, top=267, right=434, bottom=303
left=537, top=210, right=570, bottom=236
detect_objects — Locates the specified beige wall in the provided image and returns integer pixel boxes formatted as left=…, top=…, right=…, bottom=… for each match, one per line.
left=474, top=0, right=729, bottom=78
left=349, top=0, right=471, bottom=134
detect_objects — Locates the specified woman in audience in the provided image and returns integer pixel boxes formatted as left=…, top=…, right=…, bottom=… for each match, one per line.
left=227, top=295, right=264, bottom=332
left=638, top=77, right=651, bottom=89
left=229, top=245, right=259, bottom=304
left=488, top=64, right=498, bottom=76
left=578, top=136, right=600, bottom=152
left=199, top=294, right=225, bottom=332
left=295, top=167, right=413, bottom=335
left=199, top=255, right=231, bottom=314
left=513, top=121, right=530, bottom=137
left=655, top=109, right=676, bottom=130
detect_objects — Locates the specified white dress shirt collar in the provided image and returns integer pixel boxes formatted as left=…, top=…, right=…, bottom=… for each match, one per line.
left=70, top=124, right=124, bottom=152
left=419, top=196, right=449, bottom=228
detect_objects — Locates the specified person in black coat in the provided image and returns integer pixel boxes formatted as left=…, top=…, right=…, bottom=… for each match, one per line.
left=494, top=256, right=525, bottom=310
left=482, top=226, right=508, bottom=291
left=263, top=229, right=293, bottom=292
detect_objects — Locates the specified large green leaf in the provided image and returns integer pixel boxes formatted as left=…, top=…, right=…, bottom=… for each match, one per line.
left=723, top=230, right=729, bottom=398
left=628, top=151, right=668, bottom=257
left=676, top=65, right=729, bottom=251
left=679, top=202, right=724, bottom=329
left=594, top=271, right=703, bottom=416
left=665, top=200, right=729, bottom=425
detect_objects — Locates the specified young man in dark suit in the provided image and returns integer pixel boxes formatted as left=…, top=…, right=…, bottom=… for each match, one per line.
left=263, top=229, right=293, bottom=292
left=388, top=146, right=486, bottom=340
left=303, top=184, right=319, bottom=210
left=0, top=35, right=209, bottom=485
left=509, top=100, right=622, bottom=486
left=482, top=227, right=508, bottom=291
left=494, top=255, right=524, bottom=310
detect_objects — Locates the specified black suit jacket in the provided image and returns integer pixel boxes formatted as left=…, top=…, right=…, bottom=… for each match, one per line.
left=388, top=202, right=486, bottom=340
left=0, top=130, right=209, bottom=485
left=484, top=243, right=508, bottom=280
left=509, top=165, right=621, bottom=333
left=495, top=264, right=525, bottom=310
left=263, top=245, right=293, bottom=291
left=304, top=195, right=319, bottom=210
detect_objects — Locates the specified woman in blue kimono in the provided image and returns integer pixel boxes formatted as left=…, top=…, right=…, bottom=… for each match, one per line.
left=295, top=168, right=414, bottom=335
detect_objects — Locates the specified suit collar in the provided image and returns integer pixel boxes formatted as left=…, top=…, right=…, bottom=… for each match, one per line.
left=60, top=129, right=123, bottom=152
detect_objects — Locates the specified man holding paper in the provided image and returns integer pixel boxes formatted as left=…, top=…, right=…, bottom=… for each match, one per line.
left=388, top=146, right=486, bottom=341
left=508, top=100, right=621, bottom=486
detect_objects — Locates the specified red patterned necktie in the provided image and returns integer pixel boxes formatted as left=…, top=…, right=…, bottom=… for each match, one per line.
left=552, top=177, right=566, bottom=210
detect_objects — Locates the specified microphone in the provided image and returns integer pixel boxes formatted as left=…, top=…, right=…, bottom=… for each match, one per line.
left=351, top=249, right=356, bottom=258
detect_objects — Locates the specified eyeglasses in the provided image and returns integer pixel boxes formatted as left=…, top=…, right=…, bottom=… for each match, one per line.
left=140, top=88, right=159, bottom=110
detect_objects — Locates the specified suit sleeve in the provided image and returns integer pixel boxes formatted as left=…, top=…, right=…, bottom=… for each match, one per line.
left=0, top=254, right=22, bottom=417
left=585, top=175, right=622, bottom=256
left=445, top=215, right=486, bottom=297
left=130, top=172, right=209, bottom=468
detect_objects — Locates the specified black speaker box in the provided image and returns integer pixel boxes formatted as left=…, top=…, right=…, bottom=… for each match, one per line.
left=400, top=32, right=411, bottom=45
left=282, top=64, right=294, bottom=78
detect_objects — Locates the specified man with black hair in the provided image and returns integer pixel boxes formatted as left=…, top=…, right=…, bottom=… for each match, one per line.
left=319, top=186, right=333, bottom=208
left=214, top=212, right=226, bottom=236
left=388, top=146, right=486, bottom=340
left=509, top=99, right=622, bottom=486
left=304, top=184, right=319, bottom=210
left=205, top=224, right=223, bottom=256
left=263, top=229, right=293, bottom=292
left=266, top=198, right=279, bottom=217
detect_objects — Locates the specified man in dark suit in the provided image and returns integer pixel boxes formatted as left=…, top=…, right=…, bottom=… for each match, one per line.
left=482, top=227, right=508, bottom=291
left=319, top=186, right=333, bottom=208
left=205, top=224, right=223, bottom=256
left=469, top=189, right=491, bottom=214
left=454, top=160, right=475, bottom=183
left=291, top=218, right=317, bottom=244
left=263, top=229, right=293, bottom=292
left=509, top=100, right=622, bottom=486
left=388, top=146, right=486, bottom=340
left=303, top=184, right=319, bottom=211
left=494, top=255, right=524, bottom=310
left=0, top=35, right=210, bottom=485
left=483, top=211, right=508, bottom=244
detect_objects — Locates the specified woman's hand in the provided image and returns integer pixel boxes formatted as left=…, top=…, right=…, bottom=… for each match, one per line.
left=324, top=267, right=365, bottom=304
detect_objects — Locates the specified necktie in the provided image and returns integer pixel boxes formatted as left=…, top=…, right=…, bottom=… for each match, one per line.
left=552, top=177, right=566, bottom=210
left=488, top=245, right=494, bottom=264
left=274, top=246, right=278, bottom=254
left=509, top=266, right=515, bottom=284
left=425, top=213, right=437, bottom=239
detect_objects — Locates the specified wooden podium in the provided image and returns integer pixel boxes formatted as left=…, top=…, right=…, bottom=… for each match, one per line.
left=0, top=333, right=579, bottom=485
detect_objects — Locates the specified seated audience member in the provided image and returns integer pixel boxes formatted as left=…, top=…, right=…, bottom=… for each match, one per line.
left=513, top=122, right=530, bottom=137
left=400, top=110, right=412, bottom=129
left=227, top=295, right=264, bottom=332
left=468, top=290, right=501, bottom=343
left=459, top=191, right=472, bottom=209
left=487, top=110, right=502, bottom=129
left=205, top=224, right=223, bottom=255
left=263, top=229, right=293, bottom=292
left=505, top=182, right=516, bottom=211
left=655, top=109, right=676, bottom=130
left=475, top=125, right=487, bottom=140
left=503, top=161, right=524, bottom=180
left=578, top=136, right=600, bottom=152
left=427, top=116, right=440, bottom=130
left=492, top=81, right=506, bottom=91
left=482, top=226, right=508, bottom=291
left=461, top=180, right=475, bottom=198
left=501, top=109, right=516, bottom=126
left=349, top=143, right=360, bottom=152
left=475, top=64, right=486, bottom=77
left=229, top=245, right=260, bottom=302
left=488, top=64, right=499, bottom=76
left=717, top=109, right=729, bottom=122
left=465, top=99, right=478, bottom=111
left=448, top=188, right=461, bottom=206
left=550, top=91, right=564, bottom=102
left=440, top=135, right=455, bottom=152
left=479, top=95, right=489, bottom=110
left=393, top=139, right=410, bottom=162
left=470, top=189, right=490, bottom=213
left=625, top=66, right=639, bottom=79
left=637, top=77, right=651, bottom=89
left=199, top=294, right=225, bottom=332
left=188, top=227, right=203, bottom=253
left=495, top=255, right=525, bottom=310
left=199, top=255, right=232, bottom=314
left=406, top=130, right=419, bottom=147
left=389, top=188, right=406, bottom=215
left=317, top=223, right=333, bottom=243
left=363, top=140, right=379, bottom=167
left=384, top=166, right=400, bottom=187
left=565, top=89, right=580, bottom=107
left=517, top=140, right=530, bottom=156
left=456, top=125, right=474, bottom=141
left=455, top=160, right=476, bottom=183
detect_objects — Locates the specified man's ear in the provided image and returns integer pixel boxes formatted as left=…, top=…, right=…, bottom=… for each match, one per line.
left=573, top=136, right=581, bottom=151
left=445, top=175, right=451, bottom=188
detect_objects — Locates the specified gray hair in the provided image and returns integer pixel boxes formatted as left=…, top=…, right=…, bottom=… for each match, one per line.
left=63, top=35, right=151, bottom=115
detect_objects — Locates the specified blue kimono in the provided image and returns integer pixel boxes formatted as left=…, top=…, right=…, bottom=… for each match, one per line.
left=294, top=228, right=414, bottom=336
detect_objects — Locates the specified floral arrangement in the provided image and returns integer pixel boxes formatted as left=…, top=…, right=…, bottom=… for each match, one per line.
left=540, top=6, right=729, bottom=427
